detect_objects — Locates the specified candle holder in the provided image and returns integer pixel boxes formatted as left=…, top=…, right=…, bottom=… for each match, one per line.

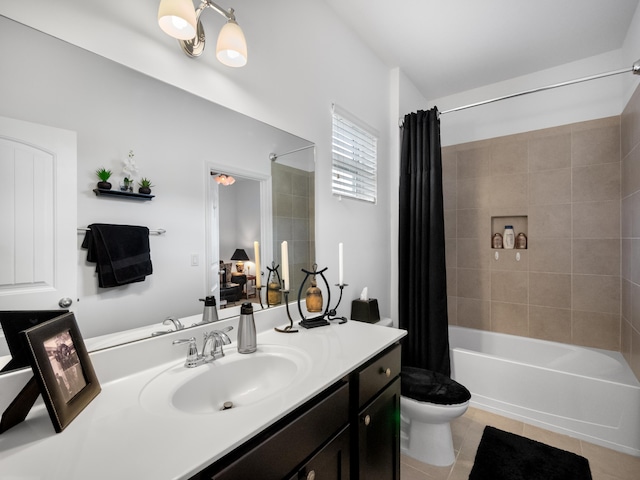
left=255, top=285, right=264, bottom=310
left=327, top=284, right=348, bottom=324
left=294, top=264, right=348, bottom=328
left=274, top=281, right=298, bottom=333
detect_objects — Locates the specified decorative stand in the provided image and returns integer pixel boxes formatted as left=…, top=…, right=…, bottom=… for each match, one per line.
left=266, top=262, right=283, bottom=307
left=274, top=264, right=348, bottom=333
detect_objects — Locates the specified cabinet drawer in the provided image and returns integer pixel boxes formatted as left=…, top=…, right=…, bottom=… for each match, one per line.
left=358, top=344, right=401, bottom=408
left=206, top=381, right=349, bottom=480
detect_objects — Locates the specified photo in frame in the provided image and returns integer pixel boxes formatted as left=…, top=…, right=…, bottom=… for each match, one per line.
left=21, top=312, right=101, bottom=432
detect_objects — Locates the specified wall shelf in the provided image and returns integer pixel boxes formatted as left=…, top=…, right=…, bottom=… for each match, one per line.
left=93, top=188, right=154, bottom=201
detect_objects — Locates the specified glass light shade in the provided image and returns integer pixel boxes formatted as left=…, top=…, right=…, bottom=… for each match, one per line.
left=215, top=174, right=235, bottom=185
left=216, top=20, right=248, bottom=67
left=158, top=0, right=197, bottom=40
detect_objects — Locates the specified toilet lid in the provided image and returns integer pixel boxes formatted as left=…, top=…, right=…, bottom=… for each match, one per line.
left=401, top=366, right=471, bottom=405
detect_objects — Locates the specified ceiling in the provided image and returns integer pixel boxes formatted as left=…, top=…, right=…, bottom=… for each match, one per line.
left=322, top=0, right=640, bottom=100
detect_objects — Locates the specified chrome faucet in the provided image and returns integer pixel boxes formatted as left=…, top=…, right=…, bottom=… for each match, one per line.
left=173, top=326, right=234, bottom=368
left=152, top=316, right=185, bottom=336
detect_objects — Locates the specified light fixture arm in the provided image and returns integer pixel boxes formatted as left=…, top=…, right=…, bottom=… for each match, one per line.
left=198, top=0, right=237, bottom=22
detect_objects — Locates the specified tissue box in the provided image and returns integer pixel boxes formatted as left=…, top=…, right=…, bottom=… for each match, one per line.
left=351, top=299, right=380, bottom=324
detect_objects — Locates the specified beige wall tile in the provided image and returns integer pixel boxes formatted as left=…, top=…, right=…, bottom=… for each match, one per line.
left=491, top=270, right=528, bottom=303
left=457, top=297, right=490, bottom=330
left=529, top=306, right=572, bottom=343
left=457, top=268, right=490, bottom=300
left=491, top=140, right=528, bottom=175
left=621, top=317, right=631, bottom=359
left=444, top=209, right=457, bottom=239
left=446, top=238, right=457, bottom=268
left=457, top=176, right=492, bottom=209
left=572, top=239, right=620, bottom=276
left=529, top=239, right=572, bottom=273
left=621, top=145, right=640, bottom=198
left=457, top=238, right=490, bottom=269
left=529, top=272, right=571, bottom=308
left=491, top=301, right=528, bottom=336
left=442, top=148, right=457, bottom=182
left=622, top=278, right=631, bottom=322
left=529, top=131, right=571, bottom=172
left=490, top=249, right=528, bottom=272
left=622, top=239, right=631, bottom=281
left=631, top=239, right=640, bottom=284
left=572, top=310, right=621, bottom=350
left=457, top=146, right=491, bottom=179
left=632, top=192, right=640, bottom=238
left=529, top=168, right=571, bottom=205
left=528, top=204, right=571, bottom=238
left=571, top=118, right=620, bottom=167
left=572, top=274, right=620, bottom=314
left=621, top=83, right=640, bottom=158
left=447, top=269, right=457, bottom=299
left=457, top=208, right=490, bottom=238
left=572, top=163, right=620, bottom=202
left=443, top=180, right=457, bottom=211
left=632, top=282, right=640, bottom=333
left=622, top=195, right=632, bottom=238
left=572, top=201, right=620, bottom=239
left=490, top=173, right=528, bottom=208
left=631, top=327, right=640, bottom=381
left=447, top=296, right=457, bottom=325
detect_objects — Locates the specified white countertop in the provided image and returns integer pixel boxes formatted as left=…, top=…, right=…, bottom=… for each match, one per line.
left=0, top=312, right=405, bottom=479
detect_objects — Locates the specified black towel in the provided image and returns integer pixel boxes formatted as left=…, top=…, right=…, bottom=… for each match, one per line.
left=82, top=223, right=153, bottom=287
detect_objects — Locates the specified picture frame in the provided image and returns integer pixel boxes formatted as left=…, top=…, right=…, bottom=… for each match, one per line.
left=21, top=312, right=101, bottom=432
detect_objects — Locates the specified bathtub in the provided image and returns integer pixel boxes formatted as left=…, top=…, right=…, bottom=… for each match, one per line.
left=449, top=326, right=640, bottom=457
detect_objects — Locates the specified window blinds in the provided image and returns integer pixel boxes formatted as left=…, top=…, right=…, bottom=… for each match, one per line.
left=331, top=106, right=378, bottom=203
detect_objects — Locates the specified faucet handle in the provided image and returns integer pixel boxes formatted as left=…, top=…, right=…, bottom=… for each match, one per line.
left=173, top=337, right=201, bottom=368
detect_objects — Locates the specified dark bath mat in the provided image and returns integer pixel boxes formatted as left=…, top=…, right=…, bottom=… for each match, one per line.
left=469, top=426, right=592, bottom=480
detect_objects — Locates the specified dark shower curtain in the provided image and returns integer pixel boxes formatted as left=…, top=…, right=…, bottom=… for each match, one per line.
left=398, top=108, right=451, bottom=377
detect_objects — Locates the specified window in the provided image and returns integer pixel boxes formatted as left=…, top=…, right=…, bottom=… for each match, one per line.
left=331, top=105, right=378, bottom=203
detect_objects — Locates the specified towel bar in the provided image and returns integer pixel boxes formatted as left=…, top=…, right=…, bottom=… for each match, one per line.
left=77, top=227, right=166, bottom=235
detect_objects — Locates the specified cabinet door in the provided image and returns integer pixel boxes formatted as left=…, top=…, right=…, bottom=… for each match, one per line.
left=291, top=426, right=350, bottom=480
left=357, top=378, right=400, bottom=480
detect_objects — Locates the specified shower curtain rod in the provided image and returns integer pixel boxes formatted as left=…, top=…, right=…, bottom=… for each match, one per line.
left=269, top=144, right=315, bottom=162
left=438, top=59, right=640, bottom=116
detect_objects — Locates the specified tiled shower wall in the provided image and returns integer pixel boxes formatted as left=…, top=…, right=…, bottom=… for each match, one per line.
left=622, top=83, right=640, bottom=379
left=442, top=116, right=623, bottom=353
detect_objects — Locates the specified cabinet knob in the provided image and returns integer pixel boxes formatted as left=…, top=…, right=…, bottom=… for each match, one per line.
left=363, top=414, right=371, bottom=426
left=381, top=367, right=391, bottom=377
left=306, top=470, right=316, bottom=480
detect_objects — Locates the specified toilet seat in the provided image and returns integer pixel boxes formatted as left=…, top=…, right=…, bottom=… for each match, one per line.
left=401, top=366, right=471, bottom=405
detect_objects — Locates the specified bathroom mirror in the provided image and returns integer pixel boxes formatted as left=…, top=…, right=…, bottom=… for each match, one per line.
left=0, top=16, right=315, bottom=373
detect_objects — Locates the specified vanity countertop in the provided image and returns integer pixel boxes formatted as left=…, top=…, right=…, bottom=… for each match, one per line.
left=0, top=313, right=405, bottom=479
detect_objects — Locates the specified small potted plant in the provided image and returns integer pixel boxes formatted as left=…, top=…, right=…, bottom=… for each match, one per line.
left=121, top=150, right=138, bottom=192
left=95, top=167, right=113, bottom=190
left=138, top=177, right=154, bottom=195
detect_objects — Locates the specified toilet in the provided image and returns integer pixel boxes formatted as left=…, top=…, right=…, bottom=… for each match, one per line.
left=376, top=318, right=471, bottom=467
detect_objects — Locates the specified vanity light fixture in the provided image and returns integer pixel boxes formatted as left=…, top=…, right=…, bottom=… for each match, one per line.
left=157, top=0, right=248, bottom=67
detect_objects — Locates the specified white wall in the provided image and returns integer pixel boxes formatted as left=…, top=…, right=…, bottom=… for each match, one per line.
left=0, top=0, right=392, bottom=334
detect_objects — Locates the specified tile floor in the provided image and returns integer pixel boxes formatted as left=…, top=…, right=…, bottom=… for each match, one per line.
left=401, top=407, right=640, bottom=480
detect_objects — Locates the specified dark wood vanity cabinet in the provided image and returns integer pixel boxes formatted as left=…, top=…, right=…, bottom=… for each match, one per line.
left=352, top=344, right=402, bottom=480
left=192, top=343, right=401, bottom=480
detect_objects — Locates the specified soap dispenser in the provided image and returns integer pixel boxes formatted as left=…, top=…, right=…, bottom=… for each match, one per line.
left=199, top=296, right=219, bottom=324
left=237, top=302, right=257, bottom=354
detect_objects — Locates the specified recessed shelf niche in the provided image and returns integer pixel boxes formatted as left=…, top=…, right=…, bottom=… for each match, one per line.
left=491, top=215, right=528, bottom=249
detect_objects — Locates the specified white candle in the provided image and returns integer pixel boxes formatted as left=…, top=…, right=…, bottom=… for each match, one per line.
left=338, top=242, right=344, bottom=285
left=254, top=241, right=261, bottom=288
left=281, top=241, right=290, bottom=291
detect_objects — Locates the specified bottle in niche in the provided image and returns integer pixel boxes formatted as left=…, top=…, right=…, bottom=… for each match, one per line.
left=503, top=225, right=515, bottom=249
left=492, top=233, right=503, bottom=249
left=516, top=232, right=527, bottom=249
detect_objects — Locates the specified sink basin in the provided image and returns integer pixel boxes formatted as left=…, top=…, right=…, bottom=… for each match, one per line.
left=139, top=344, right=311, bottom=416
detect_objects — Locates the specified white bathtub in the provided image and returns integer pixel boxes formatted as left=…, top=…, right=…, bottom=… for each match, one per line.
left=449, top=326, right=640, bottom=457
